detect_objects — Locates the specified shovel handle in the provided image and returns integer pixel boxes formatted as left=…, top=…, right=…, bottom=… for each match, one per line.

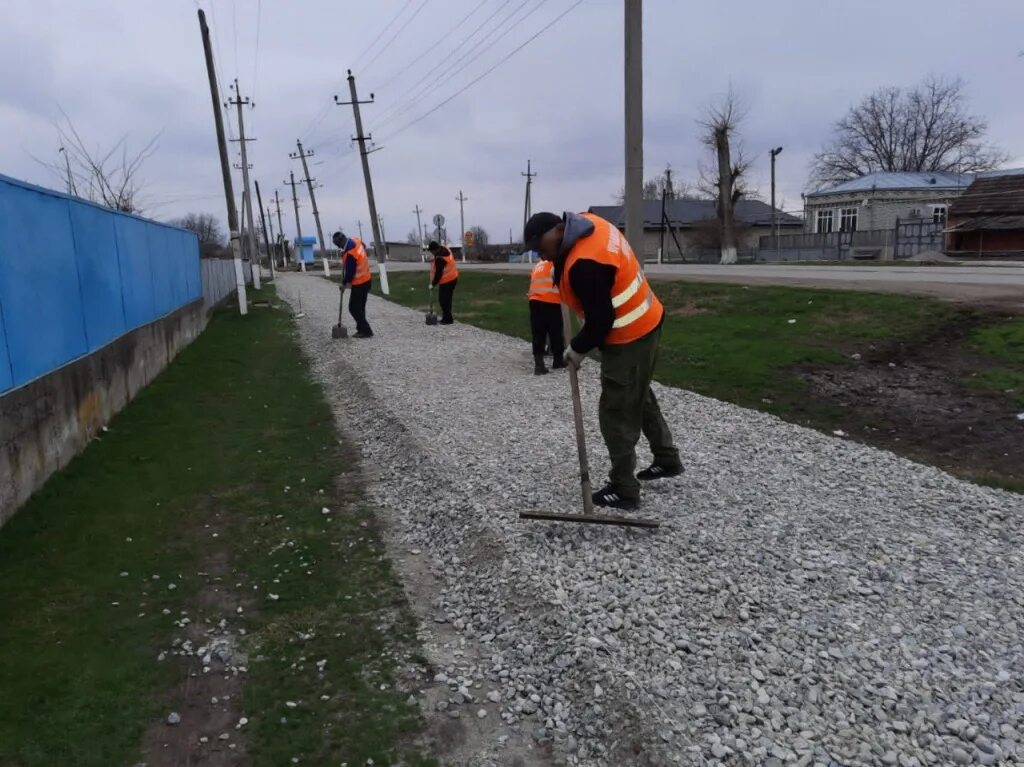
left=562, top=304, right=595, bottom=516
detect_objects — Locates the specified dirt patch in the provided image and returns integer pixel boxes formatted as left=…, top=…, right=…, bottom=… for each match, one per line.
left=800, top=314, right=1023, bottom=490
left=138, top=504, right=253, bottom=766
left=668, top=302, right=708, bottom=318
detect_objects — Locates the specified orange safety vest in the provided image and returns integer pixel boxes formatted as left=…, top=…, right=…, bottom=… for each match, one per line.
left=431, top=249, right=459, bottom=285
left=527, top=259, right=561, bottom=304
left=344, top=238, right=372, bottom=286
left=558, top=213, right=663, bottom=345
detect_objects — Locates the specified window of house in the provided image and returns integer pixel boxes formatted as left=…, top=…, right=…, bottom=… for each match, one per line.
left=839, top=207, right=858, bottom=232
left=931, top=205, right=948, bottom=224
left=815, top=209, right=834, bottom=233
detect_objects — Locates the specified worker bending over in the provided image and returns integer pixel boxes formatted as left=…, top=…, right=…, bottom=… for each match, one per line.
left=332, top=231, right=373, bottom=338
left=526, top=255, right=565, bottom=375
left=428, top=240, right=459, bottom=325
left=523, top=211, right=683, bottom=510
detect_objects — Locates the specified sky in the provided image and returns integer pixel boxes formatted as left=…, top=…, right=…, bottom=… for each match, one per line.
left=2, top=0, right=1023, bottom=247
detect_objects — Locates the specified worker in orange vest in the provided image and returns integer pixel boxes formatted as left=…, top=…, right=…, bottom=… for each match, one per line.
left=523, top=212, right=683, bottom=510
left=332, top=231, right=373, bottom=337
left=428, top=240, right=459, bottom=324
left=526, top=255, right=565, bottom=375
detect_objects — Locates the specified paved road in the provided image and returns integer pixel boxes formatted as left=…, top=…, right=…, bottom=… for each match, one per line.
left=380, top=260, right=1024, bottom=309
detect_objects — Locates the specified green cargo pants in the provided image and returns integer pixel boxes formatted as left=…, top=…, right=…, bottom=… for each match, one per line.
left=598, top=325, right=680, bottom=499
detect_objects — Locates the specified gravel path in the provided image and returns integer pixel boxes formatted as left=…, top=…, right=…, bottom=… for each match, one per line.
left=278, top=272, right=1024, bottom=767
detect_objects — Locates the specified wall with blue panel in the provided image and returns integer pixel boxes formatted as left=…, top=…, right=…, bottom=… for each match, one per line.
left=0, top=174, right=201, bottom=394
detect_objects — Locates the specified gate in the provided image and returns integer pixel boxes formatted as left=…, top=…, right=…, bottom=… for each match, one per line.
left=895, top=219, right=943, bottom=258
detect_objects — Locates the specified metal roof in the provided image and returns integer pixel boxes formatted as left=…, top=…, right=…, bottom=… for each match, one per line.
left=806, top=171, right=974, bottom=198
left=949, top=173, right=1024, bottom=217
left=588, top=199, right=802, bottom=229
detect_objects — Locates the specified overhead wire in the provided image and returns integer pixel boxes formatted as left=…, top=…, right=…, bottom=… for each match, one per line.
left=369, top=0, right=490, bottom=93
left=374, top=0, right=546, bottom=131
left=361, top=0, right=433, bottom=77
left=379, top=0, right=584, bottom=143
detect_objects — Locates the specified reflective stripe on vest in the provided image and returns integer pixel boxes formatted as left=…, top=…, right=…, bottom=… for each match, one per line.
left=528, top=260, right=561, bottom=303
left=559, top=213, right=663, bottom=345
left=346, top=238, right=372, bottom=285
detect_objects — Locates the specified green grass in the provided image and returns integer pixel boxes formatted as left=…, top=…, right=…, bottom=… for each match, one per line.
left=0, top=287, right=433, bottom=767
left=372, top=270, right=958, bottom=418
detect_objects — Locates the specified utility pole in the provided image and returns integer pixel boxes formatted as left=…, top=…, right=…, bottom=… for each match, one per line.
left=770, top=146, right=783, bottom=258
left=227, top=78, right=261, bottom=289
left=290, top=139, right=330, bottom=276
left=197, top=9, right=246, bottom=314
left=254, top=179, right=275, bottom=278
left=624, top=0, right=644, bottom=259
left=265, top=204, right=277, bottom=265
left=357, top=220, right=364, bottom=242
left=272, top=189, right=285, bottom=266
left=58, top=146, right=76, bottom=196
left=285, top=171, right=306, bottom=273
left=335, top=71, right=390, bottom=296
left=413, top=204, right=425, bottom=261
left=377, top=214, right=389, bottom=259
left=456, top=190, right=468, bottom=262
left=521, top=160, right=535, bottom=261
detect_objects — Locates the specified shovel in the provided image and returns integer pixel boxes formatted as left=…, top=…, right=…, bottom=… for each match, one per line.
left=331, top=284, right=349, bottom=339
left=425, top=285, right=439, bottom=326
left=520, top=304, right=659, bottom=529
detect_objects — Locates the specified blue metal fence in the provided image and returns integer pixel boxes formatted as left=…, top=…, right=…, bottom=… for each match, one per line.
left=0, top=174, right=201, bottom=394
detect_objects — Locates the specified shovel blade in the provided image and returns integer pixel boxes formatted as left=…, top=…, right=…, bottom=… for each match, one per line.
left=519, top=510, right=659, bottom=529
left=425, top=314, right=438, bottom=325
left=332, top=324, right=348, bottom=339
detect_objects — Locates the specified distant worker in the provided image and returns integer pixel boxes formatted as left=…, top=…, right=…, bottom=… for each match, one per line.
left=428, top=240, right=459, bottom=325
left=523, top=211, right=683, bottom=510
left=332, top=231, right=374, bottom=338
left=526, top=255, right=565, bottom=375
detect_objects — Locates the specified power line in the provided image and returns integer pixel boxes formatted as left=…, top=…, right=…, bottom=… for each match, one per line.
left=355, top=0, right=416, bottom=63
left=371, top=0, right=516, bottom=126
left=362, top=0, right=433, bottom=76
left=231, top=0, right=239, bottom=75
left=204, top=0, right=236, bottom=142
left=380, top=0, right=584, bottom=143
left=370, top=0, right=490, bottom=92
left=376, top=0, right=548, bottom=132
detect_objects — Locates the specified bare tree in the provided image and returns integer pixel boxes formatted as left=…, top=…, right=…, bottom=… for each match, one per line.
left=34, top=110, right=159, bottom=214
left=170, top=213, right=225, bottom=248
left=698, top=89, right=752, bottom=265
left=614, top=173, right=693, bottom=204
left=810, top=75, right=1008, bottom=189
left=468, top=226, right=489, bottom=254
left=406, top=229, right=422, bottom=245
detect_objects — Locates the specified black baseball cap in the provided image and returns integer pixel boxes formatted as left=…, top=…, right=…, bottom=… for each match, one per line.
left=523, top=212, right=562, bottom=250
left=427, top=240, right=441, bottom=253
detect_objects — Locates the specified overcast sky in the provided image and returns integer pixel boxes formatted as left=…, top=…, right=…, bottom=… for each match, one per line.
left=3, top=0, right=1023, bottom=246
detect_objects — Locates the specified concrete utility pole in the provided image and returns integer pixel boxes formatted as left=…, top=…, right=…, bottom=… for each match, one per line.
left=265, top=203, right=277, bottom=264
left=290, top=140, right=330, bottom=276
left=58, top=146, right=76, bottom=196
left=456, top=190, right=468, bottom=262
left=335, top=71, right=390, bottom=296
left=197, top=9, right=247, bottom=314
left=357, top=220, right=364, bottom=242
left=273, top=189, right=285, bottom=266
left=227, top=78, right=261, bottom=289
left=254, top=179, right=275, bottom=278
left=377, top=214, right=389, bottom=259
left=285, top=171, right=306, bottom=273
left=624, top=0, right=644, bottom=257
left=770, top=146, right=783, bottom=257
left=522, top=160, right=535, bottom=262
left=413, top=204, right=425, bottom=261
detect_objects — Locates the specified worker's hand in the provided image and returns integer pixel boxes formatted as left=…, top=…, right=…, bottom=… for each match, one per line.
left=428, top=284, right=435, bottom=292
left=563, top=347, right=585, bottom=371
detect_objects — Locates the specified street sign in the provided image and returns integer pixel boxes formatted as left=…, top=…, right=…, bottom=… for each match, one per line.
left=432, top=213, right=445, bottom=228
left=432, top=227, right=444, bottom=242
left=464, top=230, right=474, bottom=248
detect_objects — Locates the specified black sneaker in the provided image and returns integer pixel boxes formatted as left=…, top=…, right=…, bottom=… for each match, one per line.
left=354, top=330, right=374, bottom=338
left=592, top=485, right=639, bottom=510
left=636, top=462, right=684, bottom=481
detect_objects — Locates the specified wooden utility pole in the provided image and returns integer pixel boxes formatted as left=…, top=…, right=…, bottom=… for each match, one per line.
left=521, top=160, right=535, bottom=261
left=335, top=71, right=390, bottom=296
left=624, top=0, right=644, bottom=257
left=290, top=140, right=329, bottom=276
left=456, top=190, right=468, bottom=262
left=273, top=189, right=285, bottom=266
left=285, top=171, right=306, bottom=273
left=197, top=9, right=247, bottom=314
left=254, top=180, right=275, bottom=278
left=228, top=78, right=261, bottom=289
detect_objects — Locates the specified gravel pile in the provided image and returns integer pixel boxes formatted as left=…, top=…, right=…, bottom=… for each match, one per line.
left=278, top=273, right=1024, bottom=766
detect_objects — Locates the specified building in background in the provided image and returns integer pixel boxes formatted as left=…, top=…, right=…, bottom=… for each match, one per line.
left=803, top=171, right=974, bottom=233
left=946, top=169, right=1024, bottom=257
left=587, top=199, right=803, bottom=261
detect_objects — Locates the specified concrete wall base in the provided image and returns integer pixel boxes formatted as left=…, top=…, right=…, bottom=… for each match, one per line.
left=0, top=299, right=208, bottom=528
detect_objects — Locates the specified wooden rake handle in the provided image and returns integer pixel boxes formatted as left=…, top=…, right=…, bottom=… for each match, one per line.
left=562, top=303, right=596, bottom=516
